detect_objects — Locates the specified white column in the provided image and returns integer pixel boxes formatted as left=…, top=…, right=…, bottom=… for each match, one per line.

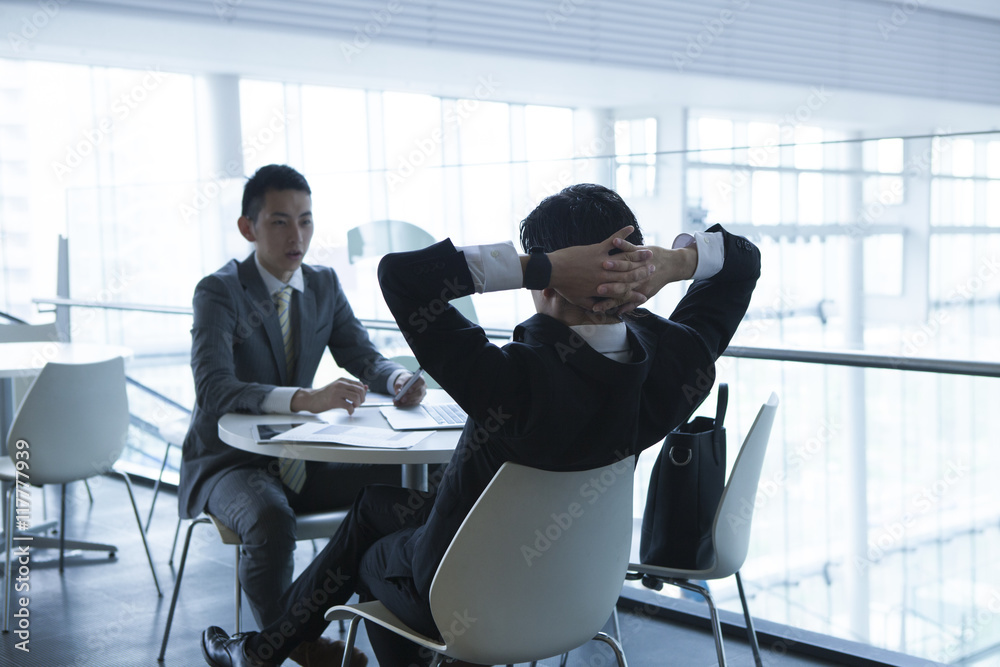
left=845, top=137, right=870, bottom=642
left=192, top=74, right=243, bottom=266
left=193, top=73, right=244, bottom=179
left=571, top=107, right=614, bottom=187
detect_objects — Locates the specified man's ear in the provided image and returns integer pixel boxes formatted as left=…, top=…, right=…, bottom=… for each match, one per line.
left=237, top=216, right=257, bottom=243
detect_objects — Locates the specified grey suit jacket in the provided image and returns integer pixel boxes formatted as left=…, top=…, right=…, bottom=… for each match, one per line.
left=178, top=253, right=400, bottom=519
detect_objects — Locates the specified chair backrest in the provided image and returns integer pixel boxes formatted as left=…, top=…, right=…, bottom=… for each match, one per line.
left=429, top=457, right=635, bottom=665
left=347, top=219, right=437, bottom=264
left=709, top=392, right=779, bottom=578
left=7, top=357, right=129, bottom=486
left=0, top=322, right=60, bottom=343
left=347, top=219, right=479, bottom=324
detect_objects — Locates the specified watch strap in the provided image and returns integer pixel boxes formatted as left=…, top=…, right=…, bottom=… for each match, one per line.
left=523, top=247, right=552, bottom=290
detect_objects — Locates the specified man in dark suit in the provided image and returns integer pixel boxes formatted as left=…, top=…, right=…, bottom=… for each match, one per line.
left=181, top=165, right=425, bottom=664
left=201, top=183, right=760, bottom=667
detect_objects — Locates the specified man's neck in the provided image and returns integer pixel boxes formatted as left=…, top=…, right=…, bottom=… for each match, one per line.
left=545, top=299, right=622, bottom=328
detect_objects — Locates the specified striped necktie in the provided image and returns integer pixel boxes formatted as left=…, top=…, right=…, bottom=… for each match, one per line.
left=275, top=285, right=306, bottom=494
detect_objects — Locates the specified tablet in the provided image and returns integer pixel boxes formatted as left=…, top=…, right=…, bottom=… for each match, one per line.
left=252, top=422, right=307, bottom=443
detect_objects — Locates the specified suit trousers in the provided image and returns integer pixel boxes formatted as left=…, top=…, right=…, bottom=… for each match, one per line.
left=205, top=461, right=399, bottom=629
left=245, top=484, right=438, bottom=666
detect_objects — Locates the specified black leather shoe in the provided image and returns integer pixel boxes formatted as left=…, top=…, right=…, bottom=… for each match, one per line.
left=201, top=626, right=276, bottom=667
left=289, top=636, right=368, bottom=667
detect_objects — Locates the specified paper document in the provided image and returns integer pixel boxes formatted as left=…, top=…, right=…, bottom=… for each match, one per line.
left=272, top=421, right=429, bottom=449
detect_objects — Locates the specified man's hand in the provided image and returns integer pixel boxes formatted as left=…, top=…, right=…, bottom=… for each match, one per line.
left=596, top=237, right=698, bottom=313
left=546, top=226, right=655, bottom=311
left=291, top=377, right=368, bottom=414
left=392, top=372, right=427, bottom=407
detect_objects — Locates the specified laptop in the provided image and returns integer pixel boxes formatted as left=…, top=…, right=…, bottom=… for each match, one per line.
left=380, top=402, right=468, bottom=431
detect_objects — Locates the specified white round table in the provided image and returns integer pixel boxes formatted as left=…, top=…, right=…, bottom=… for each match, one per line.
left=218, top=396, right=460, bottom=489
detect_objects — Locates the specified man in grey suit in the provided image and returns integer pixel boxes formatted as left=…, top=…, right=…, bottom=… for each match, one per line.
left=179, top=164, right=424, bottom=665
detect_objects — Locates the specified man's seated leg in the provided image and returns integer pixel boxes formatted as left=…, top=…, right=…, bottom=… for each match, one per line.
left=289, top=462, right=401, bottom=514
left=206, top=466, right=296, bottom=629
left=204, top=484, right=432, bottom=666
left=357, top=531, right=438, bottom=667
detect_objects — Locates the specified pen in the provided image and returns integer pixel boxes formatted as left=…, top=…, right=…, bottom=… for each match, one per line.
left=394, top=368, right=425, bottom=401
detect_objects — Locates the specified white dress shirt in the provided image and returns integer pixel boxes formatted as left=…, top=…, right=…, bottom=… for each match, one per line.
left=461, top=231, right=725, bottom=361
left=253, top=255, right=402, bottom=413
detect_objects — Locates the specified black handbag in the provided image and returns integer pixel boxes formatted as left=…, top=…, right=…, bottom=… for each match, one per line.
left=639, top=383, right=728, bottom=571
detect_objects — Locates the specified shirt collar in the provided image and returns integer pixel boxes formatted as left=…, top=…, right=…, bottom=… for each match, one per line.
left=253, top=252, right=305, bottom=297
left=569, top=321, right=629, bottom=358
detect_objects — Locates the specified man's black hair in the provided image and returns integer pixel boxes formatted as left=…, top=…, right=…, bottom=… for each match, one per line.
left=241, top=164, right=312, bottom=222
left=519, top=183, right=643, bottom=254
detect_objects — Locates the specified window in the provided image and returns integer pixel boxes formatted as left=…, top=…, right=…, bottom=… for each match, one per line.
left=614, top=117, right=657, bottom=197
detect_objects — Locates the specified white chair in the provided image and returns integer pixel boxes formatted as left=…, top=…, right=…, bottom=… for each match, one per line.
left=158, top=508, right=349, bottom=660
left=0, top=322, right=65, bottom=524
left=347, top=219, right=478, bottom=324
left=626, top=393, right=779, bottom=667
left=0, top=321, right=59, bottom=343
left=3, top=357, right=162, bottom=632
left=326, top=457, right=635, bottom=667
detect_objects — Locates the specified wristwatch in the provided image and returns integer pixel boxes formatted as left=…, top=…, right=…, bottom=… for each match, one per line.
left=523, top=247, right=552, bottom=290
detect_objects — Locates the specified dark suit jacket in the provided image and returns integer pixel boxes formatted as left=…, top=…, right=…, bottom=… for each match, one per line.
left=375, top=224, right=760, bottom=598
left=178, top=253, right=400, bottom=519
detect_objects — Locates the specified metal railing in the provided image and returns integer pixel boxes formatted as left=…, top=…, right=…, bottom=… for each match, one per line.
left=32, top=296, right=1000, bottom=379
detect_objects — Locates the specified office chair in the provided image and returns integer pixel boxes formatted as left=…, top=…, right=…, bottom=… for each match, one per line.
left=626, top=392, right=779, bottom=667
left=0, top=322, right=67, bottom=528
left=326, top=458, right=635, bottom=667
left=3, top=357, right=162, bottom=633
left=0, top=321, right=98, bottom=519
left=158, top=508, right=349, bottom=660
left=346, top=219, right=478, bottom=324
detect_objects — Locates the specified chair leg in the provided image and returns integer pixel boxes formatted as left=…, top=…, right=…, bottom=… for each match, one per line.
left=0, top=478, right=8, bottom=542
left=593, top=631, right=629, bottom=667
left=560, top=606, right=619, bottom=665
left=169, top=516, right=183, bottom=566
left=735, top=571, right=763, bottom=667
left=340, top=615, right=363, bottom=667
left=117, top=471, right=162, bottom=596
left=59, top=483, right=67, bottom=572
left=158, top=517, right=210, bottom=661
left=234, top=545, right=242, bottom=633
left=83, top=479, right=94, bottom=504
left=3, top=485, right=13, bottom=633
left=669, top=578, right=727, bottom=667
left=145, top=441, right=173, bottom=532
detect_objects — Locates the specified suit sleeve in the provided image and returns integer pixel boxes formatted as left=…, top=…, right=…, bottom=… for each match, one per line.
left=378, top=240, right=534, bottom=431
left=636, top=224, right=761, bottom=446
left=322, top=270, right=401, bottom=392
left=189, top=274, right=273, bottom=416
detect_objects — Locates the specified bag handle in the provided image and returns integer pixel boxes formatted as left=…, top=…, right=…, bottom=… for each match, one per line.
left=712, top=383, right=728, bottom=465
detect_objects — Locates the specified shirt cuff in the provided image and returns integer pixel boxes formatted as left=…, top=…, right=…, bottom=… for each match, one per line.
left=460, top=242, right=522, bottom=293
left=386, top=369, right=407, bottom=395
left=262, top=386, right=299, bottom=413
left=672, top=231, right=724, bottom=281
